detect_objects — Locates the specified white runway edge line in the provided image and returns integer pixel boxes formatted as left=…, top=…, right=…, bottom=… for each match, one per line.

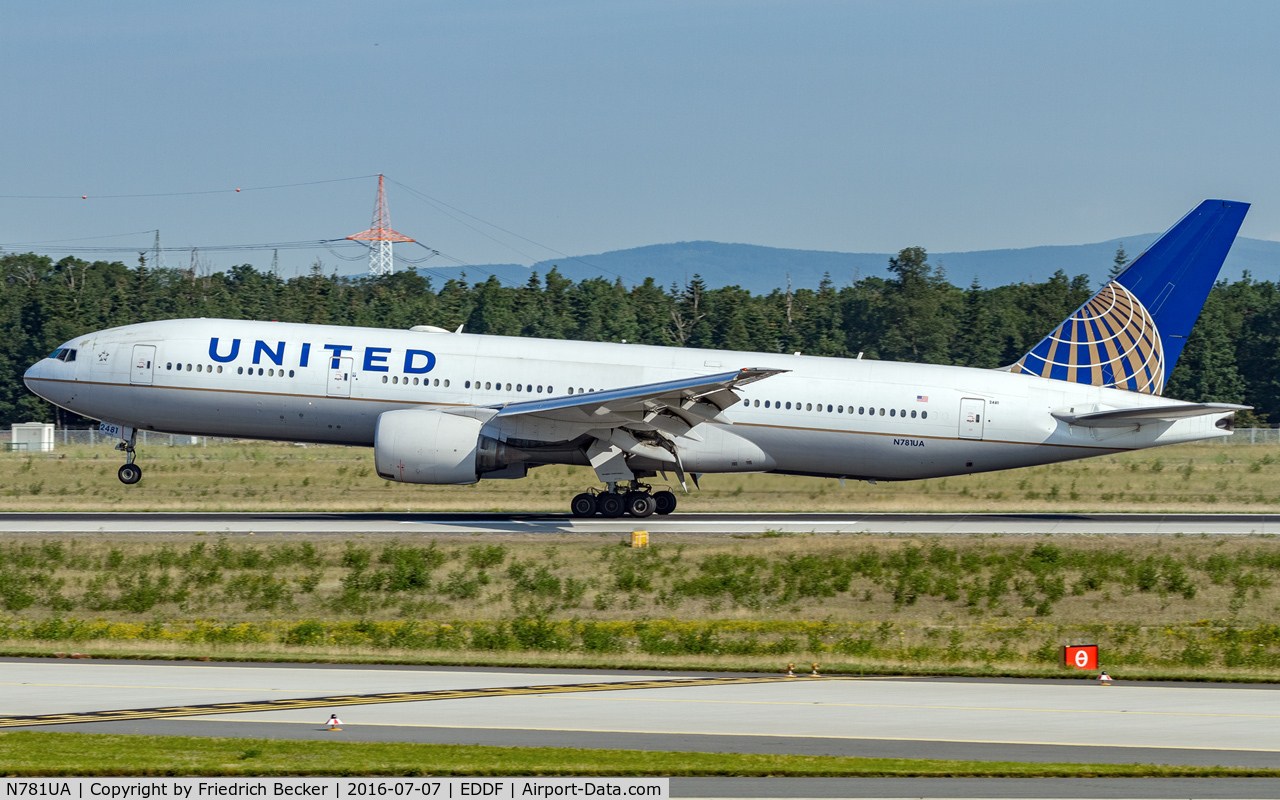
left=0, top=779, right=669, bottom=800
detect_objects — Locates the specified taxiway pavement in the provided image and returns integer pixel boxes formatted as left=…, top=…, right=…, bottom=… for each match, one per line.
left=3, top=659, right=1278, bottom=769
left=2, top=511, right=1279, bottom=535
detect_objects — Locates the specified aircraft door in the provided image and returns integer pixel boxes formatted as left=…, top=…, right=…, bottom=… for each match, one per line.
left=327, top=357, right=353, bottom=397
left=130, top=345, right=156, bottom=385
left=958, top=398, right=985, bottom=439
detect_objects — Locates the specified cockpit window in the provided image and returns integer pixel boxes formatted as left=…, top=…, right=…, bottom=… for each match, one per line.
left=48, top=348, right=63, bottom=360
left=48, top=348, right=76, bottom=362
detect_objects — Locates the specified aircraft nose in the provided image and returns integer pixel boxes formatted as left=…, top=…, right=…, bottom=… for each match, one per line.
left=23, top=360, right=45, bottom=391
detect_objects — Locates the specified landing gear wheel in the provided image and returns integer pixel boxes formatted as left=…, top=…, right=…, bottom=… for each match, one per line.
left=570, top=492, right=598, bottom=517
left=625, top=492, right=657, bottom=518
left=118, top=463, right=142, bottom=485
left=597, top=493, right=626, bottom=518
left=653, top=490, right=677, bottom=515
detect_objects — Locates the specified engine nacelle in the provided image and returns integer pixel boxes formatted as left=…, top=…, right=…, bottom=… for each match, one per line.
left=375, top=409, right=484, bottom=484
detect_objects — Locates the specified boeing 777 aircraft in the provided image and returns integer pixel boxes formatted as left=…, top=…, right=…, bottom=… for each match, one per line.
left=23, top=200, right=1250, bottom=518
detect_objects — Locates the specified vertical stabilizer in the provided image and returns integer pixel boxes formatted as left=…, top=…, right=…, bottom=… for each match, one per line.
left=1011, top=199, right=1249, bottom=394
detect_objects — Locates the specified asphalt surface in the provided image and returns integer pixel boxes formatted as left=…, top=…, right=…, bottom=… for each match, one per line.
left=2, top=511, right=1280, bottom=535
left=668, top=777, right=1280, bottom=798
left=3, top=659, right=1278, bottom=769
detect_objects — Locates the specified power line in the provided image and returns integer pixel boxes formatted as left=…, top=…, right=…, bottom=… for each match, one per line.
left=386, top=177, right=626, bottom=281
left=0, top=238, right=359, bottom=255
left=0, top=174, right=379, bottom=200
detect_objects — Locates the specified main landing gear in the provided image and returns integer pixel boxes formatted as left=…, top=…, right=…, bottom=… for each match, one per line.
left=116, top=435, right=141, bottom=485
left=570, top=482, right=677, bottom=519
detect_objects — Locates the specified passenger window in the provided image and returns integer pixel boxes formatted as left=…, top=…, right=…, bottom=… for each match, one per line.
left=827, top=404, right=833, bottom=412
left=166, top=363, right=172, bottom=370
left=837, top=405, right=843, bottom=413
left=806, top=403, right=812, bottom=411
left=288, top=369, right=293, bottom=377
left=546, top=385, right=552, bottom=392
left=465, top=380, right=471, bottom=388
left=237, top=367, right=243, bottom=375
left=485, top=382, right=491, bottom=390
left=506, top=383, right=512, bottom=390
left=537, top=385, right=543, bottom=393
left=516, top=384, right=522, bottom=392
left=764, top=401, right=770, bottom=408
left=753, top=399, right=759, bottom=407
left=879, top=408, right=885, bottom=416
left=382, top=376, right=388, bottom=383
left=434, top=379, right=439, bottom=386
left=217, top=366, right=223, bottom=374
left=858, top=407, right=864, bottom=414
left=901, top=409, right=906, bottom=417
left=911, top=410, right=917, bottom=418
left=922, top=410, right=928, bottom=419
left=785, top=402, right=791, bottom=409
left=444, top=380, right=450, bottom=387
left=890, top=408, right=895, bottom=417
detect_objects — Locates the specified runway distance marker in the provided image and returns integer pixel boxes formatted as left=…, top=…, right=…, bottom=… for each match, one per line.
left=0, top=674, right=815, bottom=729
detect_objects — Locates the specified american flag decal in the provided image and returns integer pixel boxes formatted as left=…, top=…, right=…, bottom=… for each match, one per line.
left=916, top=395, right=928, bottom=402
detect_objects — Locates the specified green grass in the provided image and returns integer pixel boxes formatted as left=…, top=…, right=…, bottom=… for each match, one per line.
left=3, top=439, right=1280, bottom=513
left=6, top=533, right=1280, bottom=678
left=0, top=732, right=1274, bottom=777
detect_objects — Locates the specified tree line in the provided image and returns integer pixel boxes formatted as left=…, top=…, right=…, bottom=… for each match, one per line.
left=2, top=247, right=1275, bottom=427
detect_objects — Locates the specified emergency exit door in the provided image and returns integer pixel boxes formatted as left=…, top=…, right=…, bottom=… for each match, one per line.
left=958, top=397, right=985, bottom=439
left=130, top=345, right=155, bottom=385
left=327, top=357, right=353, bottom=397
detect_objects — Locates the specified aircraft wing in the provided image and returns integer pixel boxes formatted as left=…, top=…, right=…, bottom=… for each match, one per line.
left=1052, top=402, right=1249, bottom=428
left=491, top=368, right=785, bottom=438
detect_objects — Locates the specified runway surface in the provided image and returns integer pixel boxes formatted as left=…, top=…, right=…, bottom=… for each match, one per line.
left=3, top=511, right=1280, bottom=535
left=4, top=659, right=1279, bottom=770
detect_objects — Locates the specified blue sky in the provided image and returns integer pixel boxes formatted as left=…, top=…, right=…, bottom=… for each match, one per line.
left=2, top=1, right=1278, bottom=277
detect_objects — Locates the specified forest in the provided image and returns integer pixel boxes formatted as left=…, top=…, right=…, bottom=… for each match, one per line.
left=2, top=246, right=1276, bottom=427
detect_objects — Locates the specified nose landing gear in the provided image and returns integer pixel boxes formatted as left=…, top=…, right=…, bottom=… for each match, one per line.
left=115, top=431, right=141, bottom=485
left=568, top=483, right=676, bottom=518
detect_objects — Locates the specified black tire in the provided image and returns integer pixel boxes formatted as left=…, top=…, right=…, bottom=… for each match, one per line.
left=570, top=492, right=598, bottom=517
left=653, top=490, right=677, bottom=515
left=625, top=492, right=657, bottom=518
left=118, top=464, right=142, bottom=485
left=598, top=493, right=626, bottom=518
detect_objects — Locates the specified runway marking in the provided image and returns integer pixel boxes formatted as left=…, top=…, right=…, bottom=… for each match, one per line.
left=0, top=674, right=803, bottom=729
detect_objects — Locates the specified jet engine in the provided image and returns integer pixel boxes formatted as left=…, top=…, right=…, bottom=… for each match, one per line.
left=375, top=409, right=482, bottom=484
left=374, top=409, right=533, bottom=484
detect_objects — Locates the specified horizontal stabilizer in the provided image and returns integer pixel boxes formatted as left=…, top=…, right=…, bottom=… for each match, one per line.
left=1052, top=403, right=1249, bottom=428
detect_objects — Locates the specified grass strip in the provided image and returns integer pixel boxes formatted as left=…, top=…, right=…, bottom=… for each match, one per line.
left=0, top=732, right=1277, bottom=777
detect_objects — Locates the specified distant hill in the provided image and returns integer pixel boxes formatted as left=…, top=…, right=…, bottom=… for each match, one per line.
left=387, top=236, right=1280, bottom=294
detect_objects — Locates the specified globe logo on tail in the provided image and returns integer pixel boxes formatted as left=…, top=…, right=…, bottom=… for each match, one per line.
left=1012, top=282, right=1165, bottom=395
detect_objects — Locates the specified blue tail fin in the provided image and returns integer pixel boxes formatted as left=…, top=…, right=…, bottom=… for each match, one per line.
left=1011, top=199, right=1249, bottom=395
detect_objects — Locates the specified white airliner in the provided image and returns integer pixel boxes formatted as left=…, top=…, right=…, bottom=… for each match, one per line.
left=24, top=200, right=1250, bottom=518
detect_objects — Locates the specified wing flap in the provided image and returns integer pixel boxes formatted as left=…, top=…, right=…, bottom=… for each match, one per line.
left=493, top=367, right=785, bottom=428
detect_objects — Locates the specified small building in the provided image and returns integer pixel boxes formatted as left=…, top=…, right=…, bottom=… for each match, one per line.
left=10, top=422, right=55, bottom=452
